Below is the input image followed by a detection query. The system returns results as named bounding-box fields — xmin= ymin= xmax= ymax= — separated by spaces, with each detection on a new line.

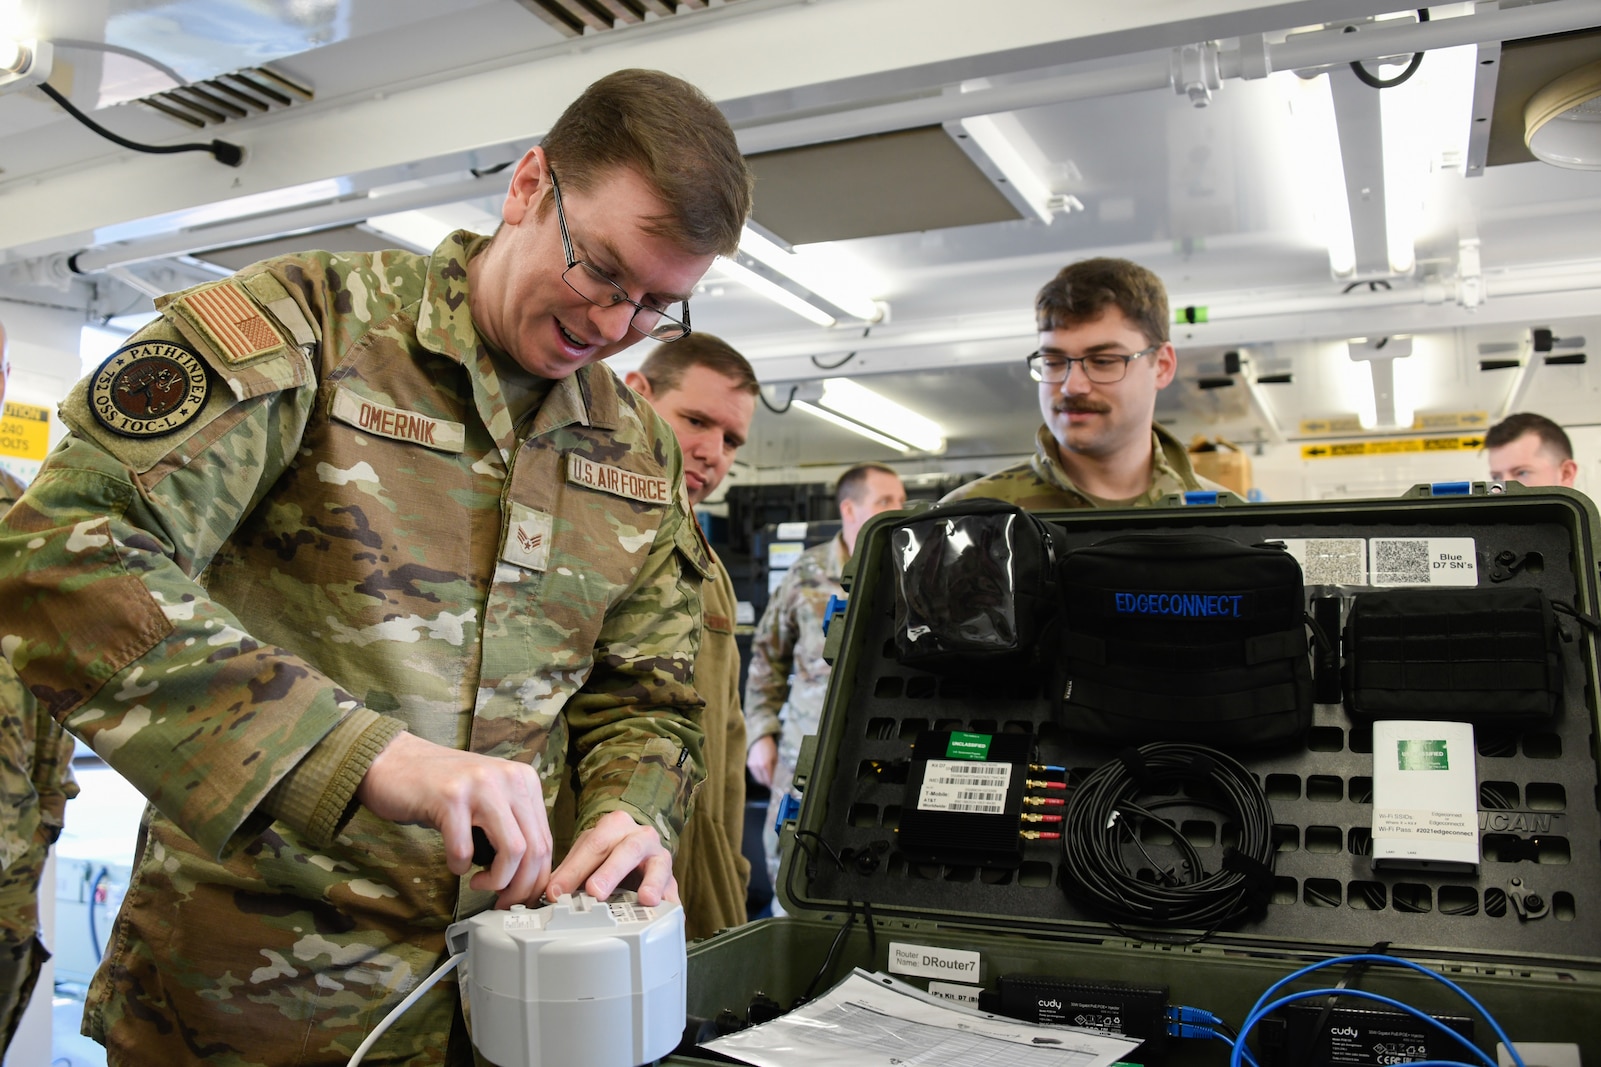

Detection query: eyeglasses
xmin=1026 ymin=343 xmax=1160 ymax=384
xmin=549 ymin=169 xmax=691 ymax=343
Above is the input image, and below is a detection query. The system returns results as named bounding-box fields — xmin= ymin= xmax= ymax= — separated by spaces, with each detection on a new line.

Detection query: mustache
xmin=1052 ymin=397 xmax=1111 ymax=415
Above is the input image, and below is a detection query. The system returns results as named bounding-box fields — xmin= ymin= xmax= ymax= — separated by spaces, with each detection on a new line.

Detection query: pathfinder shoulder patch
xmin=89 ymin=340 xmax=211 ymax=438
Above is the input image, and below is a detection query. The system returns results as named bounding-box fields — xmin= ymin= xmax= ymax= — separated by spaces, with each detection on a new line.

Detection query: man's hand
xmin=356 ymin=732 xmax=553 ymax=908
xmin=746 ymin=734 xmax=777 ymax=788
xmin=546 ymin=809 xmax=677 ymax=907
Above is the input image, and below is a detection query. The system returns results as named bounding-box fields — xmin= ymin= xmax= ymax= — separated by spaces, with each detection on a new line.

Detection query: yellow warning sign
xmin=0 ymin=401 xmax=51 ymax=461
xmin=1299 ymin=415 xmax=1364 ymax=436
xmin=1301 ymin=434 xmax=1486 ymax=460
xmin=1412 ymin=411 xmax=1489 ymax=431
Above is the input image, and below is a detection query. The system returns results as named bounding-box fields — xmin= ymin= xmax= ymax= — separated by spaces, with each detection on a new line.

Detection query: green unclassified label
xmin=946 ymin=731 xmax=992 ymax=760
xmin=1396 ymin=739 xmax=1449 ymax=770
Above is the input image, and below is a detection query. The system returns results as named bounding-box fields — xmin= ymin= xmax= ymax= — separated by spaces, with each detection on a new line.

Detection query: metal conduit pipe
xmin=735 ymin=0 xmax=1601 ymax=154
xmin=730 ymin=260 xmax=1601 ymax=364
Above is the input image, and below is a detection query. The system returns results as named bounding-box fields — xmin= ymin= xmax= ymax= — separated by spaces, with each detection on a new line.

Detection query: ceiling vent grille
xmin=511 ymin=0 xmax=745 ymax=37
xmin=136 ymin=66 xmax=313 ymax=129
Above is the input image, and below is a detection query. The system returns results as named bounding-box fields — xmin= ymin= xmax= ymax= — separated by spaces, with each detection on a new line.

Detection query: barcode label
xmin=917 ymin=760 xmax=1011 ymax=814
xmin=608 ymin=902 xmax=655 ymax=924
xmin=1370 ymin=537 xmax=1477 ymax=587
xmin=1277 ymin=538 xmax=1367 ymax=586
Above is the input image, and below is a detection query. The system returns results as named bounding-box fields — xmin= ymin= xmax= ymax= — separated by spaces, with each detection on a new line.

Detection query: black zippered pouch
xmin=1056 ymin=534 xmax=1312 ymax=747
xmin=890 ymin=500 xmax=1066 ymax=676
xmin=1343 ymin=586 xmax=1562 ymax=724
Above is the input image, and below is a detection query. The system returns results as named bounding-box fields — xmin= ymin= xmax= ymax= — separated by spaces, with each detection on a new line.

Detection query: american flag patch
xmin=184 ymin=282 xmax=285 ymax=364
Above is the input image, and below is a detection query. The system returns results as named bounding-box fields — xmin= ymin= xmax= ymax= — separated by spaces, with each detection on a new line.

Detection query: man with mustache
xmin=943 ymin=257 xmax=1218 ymax=509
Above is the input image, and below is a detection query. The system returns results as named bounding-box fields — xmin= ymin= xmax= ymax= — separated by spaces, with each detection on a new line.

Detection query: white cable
xmin=346 ymin=952 xmax=464 ymax=1067
xmin=51 ymin=37 xmax=189 ymax=86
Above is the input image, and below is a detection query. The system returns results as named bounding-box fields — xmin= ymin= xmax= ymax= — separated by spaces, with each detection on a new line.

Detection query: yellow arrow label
xmin=1299 ymin=415 xmax=1364 ymax=435
xmin=1413 ymin=411 xmax=1489 ymax=431
xmin=0 ymin=401 xmax=50 ymax=461
xmin=1301 ymin=434 xmax=1486 ymax=460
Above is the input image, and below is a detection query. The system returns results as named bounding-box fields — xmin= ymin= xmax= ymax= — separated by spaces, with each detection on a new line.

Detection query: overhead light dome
xmin=1525 ymin=58 xmax=1601 ymax=170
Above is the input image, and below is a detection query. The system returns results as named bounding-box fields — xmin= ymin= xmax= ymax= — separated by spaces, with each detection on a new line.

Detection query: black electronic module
xmin=897 ymin=731 xmax=1034 ymax=868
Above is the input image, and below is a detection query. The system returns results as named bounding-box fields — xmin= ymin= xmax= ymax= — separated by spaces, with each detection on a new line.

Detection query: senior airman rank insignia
xmin=89 ymin=340 xmax=210 ymax=438
xmin=502 ymin=502 xmax=554 ymax=571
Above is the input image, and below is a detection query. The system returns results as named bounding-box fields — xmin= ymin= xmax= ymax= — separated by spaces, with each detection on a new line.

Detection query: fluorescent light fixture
xmin=736 ymin=227 xmax=881 ymax=322
xmin=1379 ymin=44 xmax=1477 ymax=274
xmin=946 ymin=110 xmax=1057 ymax=224
xmin=793 ymin=400 xmax=911 ymax=453
xmin=712 ymin=257 xmax=837 ymax=327
xmin=364 ymin=203 xmax=503 ymax=252
xmin=1280 ymin=72 xmax=1356 ymax=277
xmin=1348 ymin=335 xmax=1414 ymax=429
xmin=818 ymin=377 xmax=945 ymax=453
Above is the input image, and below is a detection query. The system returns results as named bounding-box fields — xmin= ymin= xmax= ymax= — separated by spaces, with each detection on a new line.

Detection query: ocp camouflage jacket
xmin=0 ymin=230 xmax=708 ymax=1064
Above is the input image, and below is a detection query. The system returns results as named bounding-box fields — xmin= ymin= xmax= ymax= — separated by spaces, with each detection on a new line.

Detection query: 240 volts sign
xmin=0 ymin=400 xmax=51 ymax=460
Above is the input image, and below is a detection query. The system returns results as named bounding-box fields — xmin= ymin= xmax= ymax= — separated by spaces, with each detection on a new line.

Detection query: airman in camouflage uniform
xmin=942 ymin=423 xmax=1215 ymax=509
xmin=621 ymin=336 xmax=757 ymax=939
xmin=943 ymin=257 xmax=1222 ymax=510
xmin=0 ymin=69 xmax=752 ymax=1065
xmin=0 ymin=658 xmax=77 ymax=1053
xmin=1 ymin=321 xmax=80 ymax=1055
xmin=745 ymin=465 xmax=905 ymax=908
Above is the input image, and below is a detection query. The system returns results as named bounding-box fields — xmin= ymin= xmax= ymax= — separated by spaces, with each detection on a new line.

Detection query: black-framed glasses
xmin=1026 ymin=343 xmax=1159 ymax=384
xmin=548 ymin=169 xmax=691 ymax=343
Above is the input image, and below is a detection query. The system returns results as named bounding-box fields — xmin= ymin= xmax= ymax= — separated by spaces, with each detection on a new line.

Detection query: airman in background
xmin=943 ymin=257 xmax=1218 ymax=509
xmin=745 ymin=463 xmax=906 ymax=909
xmin=0 ymin=321 xmax=79 ymax=1056
xmin=1486 ymin=412 xmax=1579 ymax=488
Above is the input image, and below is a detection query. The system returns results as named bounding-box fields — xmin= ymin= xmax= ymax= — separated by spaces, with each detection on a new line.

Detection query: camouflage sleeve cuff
xmin=262 ymin=709 xmax=408 ymax=848
xmin=744 ymin=710 xmax=781 ymax=746
xmin=579 ymin=800 xmax=677 ymax=852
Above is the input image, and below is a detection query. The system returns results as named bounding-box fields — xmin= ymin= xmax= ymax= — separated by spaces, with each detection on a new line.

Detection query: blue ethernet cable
xmin=1168 ymin=1005 xmax=1260 ymax=1067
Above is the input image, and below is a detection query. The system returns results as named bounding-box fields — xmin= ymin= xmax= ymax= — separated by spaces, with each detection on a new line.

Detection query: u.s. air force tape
xmin=90 ymin=340 xmax=210 ymax=438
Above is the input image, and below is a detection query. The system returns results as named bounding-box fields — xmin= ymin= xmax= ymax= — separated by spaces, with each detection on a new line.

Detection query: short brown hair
xmin=541 ymin=69 xmax=753 ymax=257
xmin=1486 ymin=412 xmax=1573 ymax=459
xmin=836 ymin=463 xmax=898 ymax=507
xmin=637 ymin=333 xmax=759 ymax=397
xmin=1036 ymin=257 xmax=1170 ymax=347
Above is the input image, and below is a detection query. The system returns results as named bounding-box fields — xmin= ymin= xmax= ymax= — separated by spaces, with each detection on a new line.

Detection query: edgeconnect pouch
xmin=1342 ymin=586 xmax=1562 ymax=724
xmin=1057 ymin=533 xmax=1312 ymax=747
xmin=890 ymin=499 xmax=1066 ymax=675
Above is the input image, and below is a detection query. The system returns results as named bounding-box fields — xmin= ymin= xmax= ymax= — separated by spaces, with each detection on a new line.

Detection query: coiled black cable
xmin=1061 ymin=743 xmax=1274 ymax=930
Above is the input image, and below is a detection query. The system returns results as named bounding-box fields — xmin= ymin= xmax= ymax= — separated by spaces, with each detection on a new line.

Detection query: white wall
xmin=1 ymin=299 xmax=86 ymax=487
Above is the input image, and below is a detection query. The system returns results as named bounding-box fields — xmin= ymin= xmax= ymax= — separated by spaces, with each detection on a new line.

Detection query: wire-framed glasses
xmin=549 ymin=169 xmax=691 ymax=343
xmin=1026 ymin=343 xmax=1159 ymax=384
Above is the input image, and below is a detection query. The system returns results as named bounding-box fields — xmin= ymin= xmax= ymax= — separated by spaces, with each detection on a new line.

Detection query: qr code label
xmin=1277 ymin=538 xmax=1367 ymax=586
xmin=1370 ymin=537 xmax=1477 ymax=586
